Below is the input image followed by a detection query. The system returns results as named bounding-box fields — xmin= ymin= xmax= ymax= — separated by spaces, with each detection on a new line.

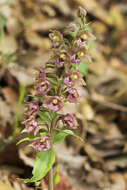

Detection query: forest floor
xmin=0 ymin=0 xmax=127 ymax=190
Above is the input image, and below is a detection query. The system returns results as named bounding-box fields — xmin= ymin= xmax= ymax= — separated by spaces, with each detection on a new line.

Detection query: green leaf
xmin=54 ymin=164 xmax=60 ymax=185
xmin=40 ymin=97 xmax=47 ymax=102
xmin=77 ymin=18 xmax=83 ymax=27
xmin=77 ymin=61 xmax=88 ymax=76
xmin=65 ymin=26 xmax=80 ymax=38
xmin=16 ymin=137 xmax=32 ymax=145
xmin=71 ymin=63 xmax=76 ymax=69
xmin=35 ymin=181 xmax=41 ymax=187
xmin=82 ymin=24 xmax=92 ymax=32
xmin=17 ymin=132 xmax=48 ymax=145
xmin=38 ymin=111 xmax=51 ymax=122
xmin=22 ymin=149 xmax=55 ymax=183
xmin=39 ymin=132 xmax=48 ymax=136
xmin=50 ymin=111 xmax=58 ymax=119
xmin=53 ymin=129 xmax=83 ymax=145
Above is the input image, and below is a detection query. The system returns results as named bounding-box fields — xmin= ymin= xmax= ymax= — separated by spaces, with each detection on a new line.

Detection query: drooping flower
xmin=55 ymin=58 xmax=64 ymax=67
xmin=35 ymin=67 xmax=46 ymax=82
xmin=71 ymin=54 xmax=80 ymax=64
xmin=49 ymin=31 xmax=63 ymax=48
xmin=71 ymin=47 xmax=85 ymax=64
xmin=24 ymin=116 xmax=40 ymax=136
xmin=56 ymin=53 xmax=67 ymax=67
xmin=36 ymin=80 xmax=51 ymax=97
xmin=62 ymin=114 xmax=76 ymax=128
xmin=77 ymin=31 xmax=95 ymax=46
xmin=43 ymin=96 xmax=62 ymax=111
xmin=77 ymin=39 xmax=86 ymax=47
xmin=27 ymin=101 xmax=39 ymax=116
xmin=65 ymin=88 xmax=79 ymax=103
xmin=53 ymin=51 xmax=69 ymax=67
xmin=33 ymin=136 xmax=51 ymax=151
xmin=64 ymin=71 xmax=81 ymax=87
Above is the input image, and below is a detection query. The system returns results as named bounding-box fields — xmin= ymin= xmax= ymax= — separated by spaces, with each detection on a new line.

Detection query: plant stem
xmin=48 ymin=119 xmax=55 ymax=190
xmin=48 ymin=167 xmax=54 ymax=190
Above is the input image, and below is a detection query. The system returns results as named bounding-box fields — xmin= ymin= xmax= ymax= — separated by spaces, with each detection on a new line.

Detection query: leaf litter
xmin=0 ymin=0 xmax=127 ymax=190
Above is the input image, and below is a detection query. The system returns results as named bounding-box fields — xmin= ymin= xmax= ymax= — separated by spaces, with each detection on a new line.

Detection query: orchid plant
xmin=18 ymin=7 xmax=95 ymax=190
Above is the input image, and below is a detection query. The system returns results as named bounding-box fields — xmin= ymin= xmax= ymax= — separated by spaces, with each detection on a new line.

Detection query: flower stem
xmin=48 ymin=165 xmax=54 ymax=190
xmin=48 ymin=119 xmax=54 ymax=190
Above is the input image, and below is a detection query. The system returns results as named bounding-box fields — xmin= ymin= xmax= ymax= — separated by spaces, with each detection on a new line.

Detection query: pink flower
xmin=36 ymin=67 xmax=46 ymax=82
xmin=36 ymin=80 xmax=51 ymax=97
xmin=27 ymin=101 xmax=39 ymax=116
xmin=24 ymin=116 xmax=40 ymax=136
xmin=77 ymin=39 xmax=86 ymax=47
xmin=64 ymin=71 xmax=81 ymax=87
xmin=71 ymin=54 xmax=80 ymax=64
xmin=52 ymin=42 xmax=60 ymax=48
xmin=55 ymin=58 xmax=63 ymax=67
xmin=62 ymin=114 xmax=76 ymax=128
xmin=65 ymin=88 xmax=79 ymax=103
xmin=49 ymin=31 xmax=63 ymax=48
xmin=55 ymin=53 xmax=68 ymax=67
xmin=43 ymin=96 xmax=62 ymax=112
xmin=33 ymin=136 xmax=51 ymax=151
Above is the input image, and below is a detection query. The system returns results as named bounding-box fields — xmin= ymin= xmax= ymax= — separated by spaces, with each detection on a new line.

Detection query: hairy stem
xmin=48 ymin=167 xmax=54 ymax=190
xmin=48 ymin=119 xmax=55 ymax=190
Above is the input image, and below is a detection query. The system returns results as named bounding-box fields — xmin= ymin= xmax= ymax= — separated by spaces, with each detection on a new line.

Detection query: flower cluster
xmin=22 ymin=7 xmax=95 ymax=152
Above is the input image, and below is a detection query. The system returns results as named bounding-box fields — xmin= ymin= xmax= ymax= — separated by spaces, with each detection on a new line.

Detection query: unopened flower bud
xmin=78 ymin=7 xmax=87 ymax=19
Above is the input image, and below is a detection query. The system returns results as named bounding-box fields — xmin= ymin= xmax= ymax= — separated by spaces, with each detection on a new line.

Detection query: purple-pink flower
xmin=62 ymin=114 xmax=76 ymax=128
xmin=49 ymin=31 xmax=63 ymax=48
xmin=43 ymin=96 xmax=62 ymax=111
xmin=55 ymin=53 xmax=67 ymax=67
xmin=77 ymin=39 xmax=86 ymax=47
xmin=36 ymin=67 xmax=46 ymax=82
xmin=64 ymin=71 xmax=81 ymax=87
xmin=27 ymin=101 xmax=39 ymax=116
xmin=24 ymin=116 xmax=40 ymax=136
xmin=55 ymin=58 xmax=63 ymax=67
xmin=65 ymin=88 xmax=79 ymax=103
xmin=71 ymin=54 xmax=80 ymax=64
xmin=36 ymin=80 xmax=51 ymax=97
xmin=33 ymin=136 xmax=51 ymax=151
